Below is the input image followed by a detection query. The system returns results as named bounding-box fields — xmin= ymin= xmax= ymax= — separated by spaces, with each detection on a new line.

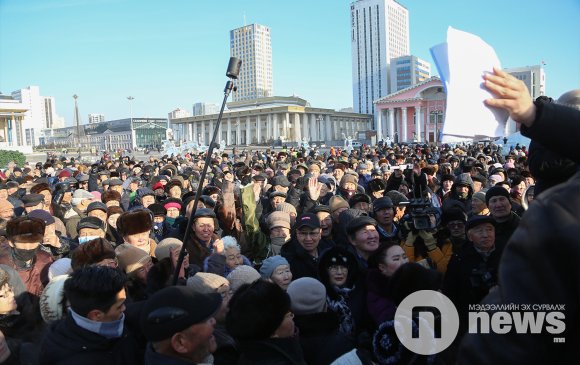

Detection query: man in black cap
xmin=372 ymin=196 xmax=400 ymax=242
xmin=346 ymin=216 xmax=380 ymax=269
xmin=443 ymin=215 xmax=501 ymax=335
xmin=86 ymin=201 xmax=108 ymax=224
xmin=22 ymin=193 xmax=46 ymax=214
xmin=281 ymin=213 xmax=330 ymax=280
xmin=486 ymin=186 xmax=520 ymax=253
xmin=184 ymin=208 xmax=223 ymax=271
xmin=140 ymin=286 xmax=222 ymax=364
xmin=77 ymin=216 xmax=107 ymax=245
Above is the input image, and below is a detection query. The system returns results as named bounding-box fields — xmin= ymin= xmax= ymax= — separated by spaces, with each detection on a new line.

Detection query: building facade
xmin=505 ymin=65 xmax=545 ymax=100
xmin=0 ymin=94 xmax=29 ymax=153
xmin=230 ymin=23 xmax=273 ymax=102
xmin=46 ymin=118 xmax=168 ymax=151
xmin=192 ymin=103 xmax=219 ymax=116
xmin=375 ymin=77 xmax=446 ymax=144
xmin=171 ymin=96 xmax=371 ymax=146
xmin=351 ymin=0 xmax=409 ymax=115
xmin=88 ymin=113 xmax=105 ymax=124
xmin=504 ymin=65 xmax=546 ymax=134
xmin=390 ymin=55 xmax=431 ymax=92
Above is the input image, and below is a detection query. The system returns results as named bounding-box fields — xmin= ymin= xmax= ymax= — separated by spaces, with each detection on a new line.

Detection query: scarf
xmin=70 ymin=308 xmax=125 ymax=339
xmin=327 ymin=286 xmax=356 ymax=337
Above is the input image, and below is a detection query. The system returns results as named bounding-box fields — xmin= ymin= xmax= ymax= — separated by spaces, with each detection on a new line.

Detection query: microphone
xmin=226 ymin=57 xmax=242 ymax=79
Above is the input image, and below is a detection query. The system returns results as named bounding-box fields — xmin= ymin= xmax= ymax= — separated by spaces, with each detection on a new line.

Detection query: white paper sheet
xmin=430 ymin=27 xmax=509 ymax=142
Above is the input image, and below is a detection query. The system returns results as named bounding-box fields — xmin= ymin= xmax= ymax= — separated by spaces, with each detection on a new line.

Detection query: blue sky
xmin=1 ymin=0 xmax=578 ymax=126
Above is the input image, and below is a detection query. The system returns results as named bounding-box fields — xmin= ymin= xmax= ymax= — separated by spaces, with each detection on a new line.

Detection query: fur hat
xmin=116 ymin=209 xmax=153 ymax=236
xmin=340 ymin=174 xmax=359 ymax=188
xmin=329 ymin=196 xmax=349 ymax=214
xmin=40 ymin=275 xmax=68 ymax=323
xmin=226 ymin=280 xmax=290 ymax=341
xmin=287 ymin=277 xmax=327 ymax=315
xmin=70 ymin=238 xmax=116 ymax=270
xmin=101 ymin=189 xmax=122 ymax=204
xmin=187 ymin=272 xmax=229 ymax=294
xmin=115 ymin=243 xmax=152 ymax=275
xmin=6 ymin=217 xmax=45 ymax=243
xmin=155 ymin=238 xmax=182 ymax=260
xmin=259 ymin=255 xmax=289 ymax=279
xmin=227 ymin=265 xmax=261 ymax=293
xmin=30 ymin=183 xmax=51 ymax=195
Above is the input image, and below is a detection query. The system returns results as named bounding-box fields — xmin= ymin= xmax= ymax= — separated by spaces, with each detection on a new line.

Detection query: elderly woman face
xmin=224 ymin=246 xmax=243 ymax=270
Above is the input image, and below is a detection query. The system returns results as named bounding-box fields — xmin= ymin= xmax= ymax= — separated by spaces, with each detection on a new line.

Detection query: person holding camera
xmin=443 ymin=215 xmax=501 ymax=334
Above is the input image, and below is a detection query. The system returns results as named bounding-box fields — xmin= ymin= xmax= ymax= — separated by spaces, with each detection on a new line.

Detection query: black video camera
xmin=401 ymin=169 xmax=438 ymax=231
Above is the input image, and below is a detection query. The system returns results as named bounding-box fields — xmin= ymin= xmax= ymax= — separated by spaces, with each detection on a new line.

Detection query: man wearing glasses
xmin=281 ymin=213 xmax=331 ymax=280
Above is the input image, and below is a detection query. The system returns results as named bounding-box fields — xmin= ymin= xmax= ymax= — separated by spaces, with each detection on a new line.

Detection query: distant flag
xmin=541 ymin=60 xmax=546 ymax=66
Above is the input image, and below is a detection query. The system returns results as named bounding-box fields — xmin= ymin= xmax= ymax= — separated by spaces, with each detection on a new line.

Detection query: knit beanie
xmin=275 ymin=202 xmax=297 ymax=216
xmin=48 ymin=258 xmax=72 ymax=281
xmin=268 ymin=211 xmax=291 ymax=230
xmin=259 ymin=255 xmax=289 ymax=279
xmin=40 ymin=275 xmax=68 ymax=323
xmin=485 ymin=186 xmax=511 ymax=206
xmin=115 ymin=243 xmax=152 ymax=275
xmin=287 ymin=277 xmax=327 ymax=315
xmin=227 ymin=265 xmax=261 ymax=293
xmin=329 ymin=196 xmax=350 ymax=214
xmin=154 ymin=238 xmax=183 ymax=260
xmin=472 ymin=191 xmax=487 ymax=204
xmin=187 ymin=272 xmax=229 ymax=294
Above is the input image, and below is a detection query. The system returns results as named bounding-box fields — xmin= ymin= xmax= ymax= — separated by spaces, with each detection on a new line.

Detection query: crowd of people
xmin=0 ymin=70 xmax=577 ymax=365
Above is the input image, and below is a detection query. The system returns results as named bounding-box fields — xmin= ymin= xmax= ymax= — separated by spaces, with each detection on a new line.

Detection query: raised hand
xmin=483 ymin=67 xmax=536 ymax=127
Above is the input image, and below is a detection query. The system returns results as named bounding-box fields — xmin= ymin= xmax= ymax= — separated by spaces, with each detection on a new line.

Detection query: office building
xmin=88 ymin=113 xmax=105 ymax=124
xmin=390 ymin=55 xmax=431 ymax=92
xmin=351 ymin=0 xmax=409 ymax=115
xmin=230 ymin=23 xmax=273 ymax=102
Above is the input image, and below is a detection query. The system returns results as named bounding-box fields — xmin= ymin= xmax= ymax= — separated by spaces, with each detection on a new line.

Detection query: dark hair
xmin=70 ymin=238 xmax=116 ymax=270
xmin=226 ymin=279 xmax=289 ymax=341
xmin=64 ymin=266 xmax=126 ymax=317
xmin=368 ymin=241 xmax=399 ymax=269
xmin=387 ymin=263 xmax=442 ymax=306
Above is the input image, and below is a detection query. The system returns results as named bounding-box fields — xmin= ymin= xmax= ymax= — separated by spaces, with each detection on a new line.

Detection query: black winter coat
xmin=39 ymin=315 xmax=143 ymax=365
xmin=293 ymin=312 xmax=354 ymax=365
xmin=236 ymin=337 xmax=307 ymax=365
xmin=281 ymin=239 xmax=331 ymax=280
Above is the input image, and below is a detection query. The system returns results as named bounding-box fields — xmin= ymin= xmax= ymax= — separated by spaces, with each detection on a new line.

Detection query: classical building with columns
xmin=170 ymin=96 xmax=372 ymax=146
xmin=0 ymin=94 xmax=31 ymax=153
xmin=374 ymin=77 xmax=446 ymax=144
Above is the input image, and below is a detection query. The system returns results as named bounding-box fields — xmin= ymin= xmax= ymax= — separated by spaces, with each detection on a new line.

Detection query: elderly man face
xmin=488 ymin=195 xmax=511 ymax=221
xmin=467 ymin=223 xmax=495 ymax=252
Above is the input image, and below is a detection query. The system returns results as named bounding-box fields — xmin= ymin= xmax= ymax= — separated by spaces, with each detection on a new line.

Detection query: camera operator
xmin=443 ymin=215 xmax=501 ymax=334
xmin=401 ymin=216 xmax=453 ymax=274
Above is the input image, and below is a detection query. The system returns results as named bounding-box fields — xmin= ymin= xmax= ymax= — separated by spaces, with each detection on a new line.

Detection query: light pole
xmin=73 ymin=94 xmax=81 ymax=159
xmin=127 ymin=96 xmax=135 ymax=121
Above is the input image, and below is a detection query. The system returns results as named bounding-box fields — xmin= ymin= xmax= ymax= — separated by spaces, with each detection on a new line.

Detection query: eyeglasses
xmin=329 ymin=265 xmax=348 ymax=273
xmin=297 ymin=230 xmax=320 ymax=238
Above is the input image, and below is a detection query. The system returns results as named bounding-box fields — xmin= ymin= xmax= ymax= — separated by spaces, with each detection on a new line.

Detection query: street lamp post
xmin=127 ymin=96 xmax=135 ymax=150
xmin=73 ymin=94 xmax=81 ymax=160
